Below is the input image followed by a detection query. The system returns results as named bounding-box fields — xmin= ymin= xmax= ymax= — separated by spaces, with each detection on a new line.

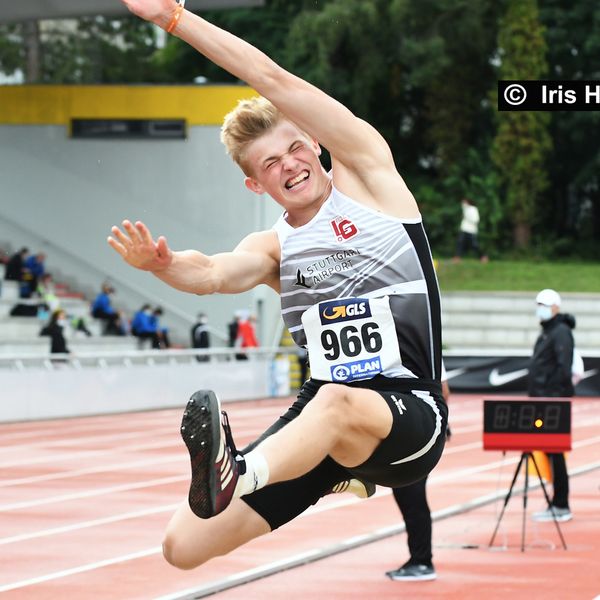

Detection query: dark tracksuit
xmin=392 ymin=477 xmax=433 ymax=567
xmin=528 ymin=313 xmax=575 ymax=510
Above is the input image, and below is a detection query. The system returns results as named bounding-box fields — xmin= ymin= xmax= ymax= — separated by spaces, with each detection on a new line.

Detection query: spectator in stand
xmin=228 ymin=312 xmax=240 ymax=348
xmin=37 ymin=273 xmax=61 ymax=312
xmin=131 ymin=303 xmax=160 ymax=348
xmin=237 ymin=312 xmax=259 ymax=358
xmin=23 ymin=252 xmax=46 ymax=296
xmin=5 ymin=247 xmax=29 ymax=281
xmin=191 ymin=313 xmax=210 ymax=362
xmin=40 ymin=308 xmax=70 ymax=356
xmin=228 ymin=311 xmax=245 ymax=360
xmin=91 ymin=283 xmax=124 ymax=335
xmin=151 ymin=307 xmax=171 ymax=349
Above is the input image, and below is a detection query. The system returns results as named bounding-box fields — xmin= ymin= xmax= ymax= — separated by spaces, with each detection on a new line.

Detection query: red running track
xmin=0 ymin=394 xmax=599 ymax=599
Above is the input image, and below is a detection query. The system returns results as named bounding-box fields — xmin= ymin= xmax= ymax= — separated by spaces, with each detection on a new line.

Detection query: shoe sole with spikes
xmin=180 ymin=390 xmax=223 ymax=519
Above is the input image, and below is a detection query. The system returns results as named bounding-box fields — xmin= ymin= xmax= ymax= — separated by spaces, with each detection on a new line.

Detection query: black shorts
xmin=241 ymin=376 xmax=448 ymax=530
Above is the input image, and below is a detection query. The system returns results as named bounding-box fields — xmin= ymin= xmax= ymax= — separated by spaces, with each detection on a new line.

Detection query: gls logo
xmin=319 ymin=298 xmax=371 ymax=325
xmin=331 ymin=216 xmax=359 ymax=242
xmin=322 ymin=303 xmax=367 ymax=320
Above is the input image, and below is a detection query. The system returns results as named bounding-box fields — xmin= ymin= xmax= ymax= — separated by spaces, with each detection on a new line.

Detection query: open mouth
xmin=285 ymin=171 xmax=310 ymax=190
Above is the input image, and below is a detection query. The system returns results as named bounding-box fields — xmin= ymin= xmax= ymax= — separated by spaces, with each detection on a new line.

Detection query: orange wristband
xmin=166 ymin=1 xmax=185 ymax=34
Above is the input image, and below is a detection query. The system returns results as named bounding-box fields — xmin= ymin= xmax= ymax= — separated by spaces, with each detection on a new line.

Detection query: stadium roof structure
xmin=0 ymin=0 xmax=264 ymax=24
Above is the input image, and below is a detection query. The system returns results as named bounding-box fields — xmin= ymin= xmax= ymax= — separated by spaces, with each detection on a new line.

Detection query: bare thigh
xmin=320 ymin=384 xmax=393 ymax=468
xmin=163 ymin=498 xmax=271 ymax=570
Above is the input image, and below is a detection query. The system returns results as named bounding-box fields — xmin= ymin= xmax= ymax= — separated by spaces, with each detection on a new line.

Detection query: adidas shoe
xmin=330 ymin=478 xmax=376 ymax=499
xmin=181 ymin=390 xmax=245 ymax=519
xmin=386 ymin=562 xmax=437 ymax=581
xmin=531 ymin=506 xmax=573 ymax=522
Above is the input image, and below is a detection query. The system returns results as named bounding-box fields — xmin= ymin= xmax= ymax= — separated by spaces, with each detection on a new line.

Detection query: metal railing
xmin=0 ymin=345 xmax=300 ymax=371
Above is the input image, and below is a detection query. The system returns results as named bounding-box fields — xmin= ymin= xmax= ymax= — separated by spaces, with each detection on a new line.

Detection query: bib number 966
xmin=320 ymin=323 xmax=383 ymax=361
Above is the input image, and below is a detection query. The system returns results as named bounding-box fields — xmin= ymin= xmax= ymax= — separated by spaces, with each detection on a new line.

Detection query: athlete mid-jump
xmin=109 ymin=0 xmax=448 ymax=570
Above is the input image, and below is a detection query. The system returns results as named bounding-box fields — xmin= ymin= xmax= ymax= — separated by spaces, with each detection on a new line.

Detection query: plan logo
xmin=319 ymin=298 xmax=371 ymax=325
xmin=331 ymin=216 xmax=359 ymax=242
xmin=331 ymin=358 xmax=382 ymax=382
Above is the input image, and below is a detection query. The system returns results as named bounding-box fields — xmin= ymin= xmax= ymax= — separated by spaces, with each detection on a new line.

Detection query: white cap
xmin=536 ymin=288 xmax=561 ymax=307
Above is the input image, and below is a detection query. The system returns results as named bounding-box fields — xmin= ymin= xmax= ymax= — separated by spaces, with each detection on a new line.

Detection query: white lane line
xmin=0 ymin=475 xmax=187 ymax=512
xmin=0 ymin=443 xmax=530 ymax=547
xmin=442 ymin=441 xmax=482 ymax=454
xmin=0 ymin=418 xmax=174 ymax=443
xmin=153 ymin=458 xmax=600 ymax=600
xmin=0 ymin=454 xmax=183 ymax=487
xmin=0 ymin=439 xmax=180 ymax=469
xmin=0 ymin=504 xmax=179 ymax=546
xmin=0 ymin=404 xmax=285 ymax=449
xmin=0 ymin=546 xmax=162 ymax=593
xmin=0 ymin=455 xmax=598 ymax=593
xmin=1 ymin=428 xmax=174 ymax=451
xmin=0 ymin=423 xmax=271 ymax=469
xmin=2 ymin=429 xmax=599 ymax=515
xmin=572 ymin=434 xmax=600 ymax=448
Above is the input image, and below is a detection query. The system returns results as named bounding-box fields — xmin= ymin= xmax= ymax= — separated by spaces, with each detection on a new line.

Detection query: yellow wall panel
xmin=0 ymin=85 xmax=258 ymax=125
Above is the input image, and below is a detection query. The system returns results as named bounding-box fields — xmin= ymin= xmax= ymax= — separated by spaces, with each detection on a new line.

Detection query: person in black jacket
xmin=4 ymin=247 xmax=29 ymax=281
xmin=40 ymin=309 xmax=70 ymax=356
xmin=528 ymin=288 xmax=574 ymax=523
xmin=191 ymin=313 xmax=210 ymax=362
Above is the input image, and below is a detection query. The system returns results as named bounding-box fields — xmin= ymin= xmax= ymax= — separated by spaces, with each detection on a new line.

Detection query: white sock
xmin=233 ymin=450 xmax=270 ymax=498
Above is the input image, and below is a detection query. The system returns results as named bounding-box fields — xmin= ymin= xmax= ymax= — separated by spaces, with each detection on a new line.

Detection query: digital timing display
xmin=483 ymin=398 xmax=571 ymax=452
xmin=484 ymin=400 xmax=570 ymax=433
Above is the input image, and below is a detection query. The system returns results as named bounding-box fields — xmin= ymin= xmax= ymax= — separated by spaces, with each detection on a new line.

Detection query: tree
xmin=491 ymin=0 xmax=552 ymax=249
xmin=0 ymin=17 xmax=162 ymax=84
xmin=0 ymin=24 xmax=25 ymax=80
xmin=539 ymin=0 xmax=600 ymax=257
xmin=389 ymin=0 xmax=501 ymax=172
xmin=155 ymin=0 xmax=324 ymax=83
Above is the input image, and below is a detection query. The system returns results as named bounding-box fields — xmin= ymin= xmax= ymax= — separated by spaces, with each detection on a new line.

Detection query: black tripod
xmin=489 ymin=452 xmax=567 ymax=551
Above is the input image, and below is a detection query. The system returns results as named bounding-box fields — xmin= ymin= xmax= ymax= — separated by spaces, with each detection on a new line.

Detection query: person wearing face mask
xmin=40 ymin=309 xmax=70 ymax=356
xmin=528 ymin=288 xmax=575 ymax=523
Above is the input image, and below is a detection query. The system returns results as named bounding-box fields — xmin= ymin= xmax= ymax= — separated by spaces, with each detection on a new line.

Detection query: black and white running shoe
xmin=180 ymin=390 xmax=245 ymax=519
xmin=330 ymin=479 xmax=376 ymax=499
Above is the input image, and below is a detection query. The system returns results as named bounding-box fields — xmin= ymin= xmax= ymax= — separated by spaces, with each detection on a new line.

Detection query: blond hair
xmin=220 ymin=97 xmax=284 ymax=175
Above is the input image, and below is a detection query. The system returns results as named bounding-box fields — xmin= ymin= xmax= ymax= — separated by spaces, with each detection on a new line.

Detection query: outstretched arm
xmin=120 ymin=0 xmax=417 ymax=217
xmin=122 ymin=1 xmax=386 ymax=168
xmin=108 ymin=220 xmax=280 ymax=295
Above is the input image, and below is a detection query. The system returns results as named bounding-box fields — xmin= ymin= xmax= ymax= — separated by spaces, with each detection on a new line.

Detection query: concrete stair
xmin=0 ymin=279 xmax=138 ymax=356
xmin=0 ymin=337 xmax=140 ymax=356
xmin=442 ymin=291 xmax=600 ymax=352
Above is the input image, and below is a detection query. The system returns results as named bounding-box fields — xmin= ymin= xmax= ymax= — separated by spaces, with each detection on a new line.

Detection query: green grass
xmin=434 ymin=259 xmax=600 ymax=293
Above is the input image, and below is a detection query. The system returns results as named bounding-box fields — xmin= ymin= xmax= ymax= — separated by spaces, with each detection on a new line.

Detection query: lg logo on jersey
xmin=331 ymin=216 xmax=359 ymax=242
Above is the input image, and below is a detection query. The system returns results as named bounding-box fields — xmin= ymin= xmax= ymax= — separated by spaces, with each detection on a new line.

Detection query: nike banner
xmin=444 ymin=355 xmax=600 ymax=396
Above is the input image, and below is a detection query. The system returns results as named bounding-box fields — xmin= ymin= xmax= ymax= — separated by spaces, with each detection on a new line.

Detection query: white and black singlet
xmin=273 ymin=184 xmax=442 ymax=384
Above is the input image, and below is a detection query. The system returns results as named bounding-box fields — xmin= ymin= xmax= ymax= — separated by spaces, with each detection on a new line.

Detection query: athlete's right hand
xmin=120 ymin=0 xmax=177 ymax=25
xmin=108 ymin=220 xmax=173 ymax=272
